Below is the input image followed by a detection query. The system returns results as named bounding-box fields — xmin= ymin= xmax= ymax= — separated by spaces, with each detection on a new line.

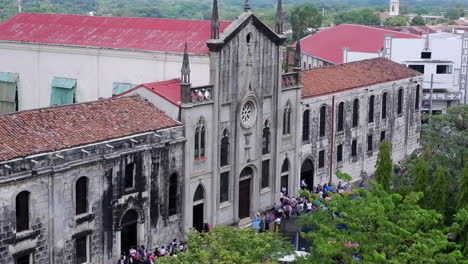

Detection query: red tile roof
xmin=115 ymin=78 xmax=181 ymax=106
xmin=300 ymin=24 xmax=421 ymax=64
xmin=301 ymin=58 xmax=422 ymax=99
xmin=0 ymin=12 xmax=231 ymax=54
xmin=0 ymin=96 xmax=180 ymax=162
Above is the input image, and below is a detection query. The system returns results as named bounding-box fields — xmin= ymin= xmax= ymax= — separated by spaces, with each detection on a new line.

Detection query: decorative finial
xmin=181 ymin=42 xmax=191 ymax=84
xmin=211 ymin=0 xmax=220 ymax=39
xmin=275 ymin=0 xmax=283 ymax=34
xmin=244 ymin=0 xmax=251 ymax=12
xmin=295 ymin=40 xmax=302 ymax=69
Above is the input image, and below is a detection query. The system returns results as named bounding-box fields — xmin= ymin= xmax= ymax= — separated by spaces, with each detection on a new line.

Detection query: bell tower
xmin=389 ymin=0 xmax=400 ymax=16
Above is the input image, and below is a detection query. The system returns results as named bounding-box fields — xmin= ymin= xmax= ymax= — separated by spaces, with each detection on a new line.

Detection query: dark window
xmin=76 ymin=236 xmax=88 ymax=264
xmin=261 ymin=160 xmax=270 ymax=189
xmin=352 ymin=99 xmax=359 ymax=128
xmin=194 ymin=118 xmax=206 ymax=159
xmin=337 ymin=144 xmax=343 ymax=162
xmin=380 ymin=131 xmax=386 ymax=142
xmin=303 ymin=62 xmax=306 ymax=69
xmin=408 ymin=64 xmax=425 ymax=73
xmin=246 ymin=33 xmax=251 ymax=43
xmin=302 ymin=110 xmax=310 ymax=141
xmin=436 ymin=65 xmax=452 ymax=74
xmin=308 ymin=64 xmax=311 ymax=69
xmin=319 ymin=106 xmax=326 ymax=137
xmin=220 ymin=129 xmax=229 ymax=167
xmin=382 ymin=92 xmax=387 ymax=119
xmin=281 ymin=159 xmax=289 ymax=173
xmin=318 ymin=150 xmax=325 ymax=168
xmin=415 ymin=85 xmax=420 ymax=110
xmin=124 ymin=162 xmax=134 ymax=189
xmin=262 ymin=120 xmax=270 ymax=155
xmin=194 ymin=185 xmax=205 ymax=202
xmin=220 ymin=172 xmax=229 ymax=203
xmin=168 ymin=174 xmax=178 ymax=216
xmin=421 ymin=52 xmax=431 ymax=59
xmin=351 ymin=140 xmax=357 ymax=157
xmin=241 ymin=167 xmax=253 ymax=178
xmin=76 ymin=177 xmax=88 ymax=215
xmin=337 ymin=102 xmax=344 ymax=131
xmin=15 ymin=255 xmax=30 ymax=264
xmin=368 ymin=95 xmax=375 ymax=123
xmin=397 ymin=89 xmax=403 ymax=114
xmin=367 ymin=135 xmax=373 ymax=152
xmin=16 ymin=191 xmax=29 ymax=232
xmin=283 ymin=103 xmax=292 ymax=135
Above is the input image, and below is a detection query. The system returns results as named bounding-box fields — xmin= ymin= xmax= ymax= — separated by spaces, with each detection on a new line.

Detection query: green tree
xmin=288 ymin=5 xmax=322 ymax=40
xmin=384 ymin=16 xmax=409 ymax=26
xmin=375 ymin=141 xmax=393 ymax=192
xmin=158 ymin=225 xmax=292 ymax=264
xmin=453 ymin=208 xmax=468 ymax=258
xmin=334 ymin=8 xmax=381 ymax=25
xmin=414 ymin=156 xmax=429 ymax=195
xmin=428 ymin=166 xmax=448 ymax=215
xmin=446 ymin=8 xmax=464 ymax=20
xmin=411 ymin=15 xmax=426 ymax=26
xmin=458 ymin=163 xmax=468 ymax=210
xmin=297 ymin=183 xmax=468 ymax=264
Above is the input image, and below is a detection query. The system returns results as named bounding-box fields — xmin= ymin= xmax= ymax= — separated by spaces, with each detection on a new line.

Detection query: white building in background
xmin=389 ymin=0 xmax=400 ymax=17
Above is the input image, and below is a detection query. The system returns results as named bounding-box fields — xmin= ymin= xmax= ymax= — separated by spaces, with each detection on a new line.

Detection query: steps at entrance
xmin=238 ymin=217 xmax=252 ymax=228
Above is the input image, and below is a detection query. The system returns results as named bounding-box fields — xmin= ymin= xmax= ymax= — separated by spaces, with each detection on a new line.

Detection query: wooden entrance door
xmin=301 ymin=159 xmax=314 ymax=189
xmin=238 ymin=178 xmax=251 ymax=219
xmin=121 ymin=210 xmax=138 ymax=255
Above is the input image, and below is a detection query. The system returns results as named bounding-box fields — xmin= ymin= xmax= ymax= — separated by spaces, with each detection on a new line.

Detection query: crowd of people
xmin=117 ymin=239 xmax=187 ymax=264
xmin=252 ymin=181 xmax=363 ymax=233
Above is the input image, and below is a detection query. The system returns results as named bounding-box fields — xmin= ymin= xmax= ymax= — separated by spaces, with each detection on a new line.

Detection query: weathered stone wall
xmin=0 ymin=127 xmax=185 ymax=264
xmin=300 ymin=77 xmax=422 ymax=186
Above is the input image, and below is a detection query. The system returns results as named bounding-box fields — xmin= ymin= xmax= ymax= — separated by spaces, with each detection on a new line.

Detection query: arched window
xmin=262 ymin=120 xmax=271 ymax=155
xmin=16 ymin=191 xmax=30 ymax=232
xmin=194 ymin=185 xmax=205 ymax=202
xmin=382 ymin=92 xmax=388 ymax=119
xmin=220 ymin=129 xmax=229 ymax=167
xmin=240 ymin=167 xmax=254 ymax=178
xmin=415 ymin=85 xmax=420 ymax=110
xmin=283 ymin=102 xmax=292 ymax=135
xmin=168 ymin=174 xmax=178 ymax=216
xmin=368 ymin=95 xmax=375 ymax=123
xmin=397 ymin=88 xmax=403 ymax=114
xmin=352 ymin=99 xmax=359 ymax=128
xmin=194 ymin=117 xmax=206 ymax=159
xmin=76 ymin=177 xmax=88 ymax=215
xmin=124 ymin=162 xmax=135 ymax=189
xmin=281 ymin=159 xmax=289 ymax=173
xmin=303 ymin=109 xmax=310 ymax=141
xmin=319 ymin=105 xmax=326 ymax=137
xmin=280 ymin=159 xmax=289 ymax=193
xmin=337 ymin=102 xmax=344 ymax=131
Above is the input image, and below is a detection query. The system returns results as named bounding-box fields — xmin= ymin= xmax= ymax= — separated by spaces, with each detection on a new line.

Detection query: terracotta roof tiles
xmin=301 ymin=58 xmax=422 ymax=99
xmin=0 ymin=96 xmax=180 ymax=162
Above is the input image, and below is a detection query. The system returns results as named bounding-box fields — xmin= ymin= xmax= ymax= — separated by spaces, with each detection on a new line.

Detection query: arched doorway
xmin=238 ymin=167 xmax=252 ymax=219
xmin=193 ymin=185 xmax=205 ymax=232
xmin=301 ymin=159 xmax=314 ymax=190
xmin=121 ymin=209 xmax=139 ymax=255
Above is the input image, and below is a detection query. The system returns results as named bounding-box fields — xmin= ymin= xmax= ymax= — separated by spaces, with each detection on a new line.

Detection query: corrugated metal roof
xmin=0 ymin=13 xmax=231 ymax=54
xmin=0 ymin=72 xmax=19 ymax=83
xmin=300 ymin=24 xmax=421 ymax=64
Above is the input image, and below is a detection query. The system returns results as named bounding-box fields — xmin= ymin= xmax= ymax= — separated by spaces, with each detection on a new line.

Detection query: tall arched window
xmin=382 ymin=92 xmax=388 ymax=119
xmin=337 ymin=102 xmax=344 ymax=131
xmin=168 ymin=174 xmax=178 ymax=216
xmin=319 ymin=105 xmax=326 ymax=137
xmin=262 ymin=120 xmax=271 ymax=155
xmin=397 ymin=88 xmax=404 ymax=114
xmin=76 ymin=177 xmax=88 ymax=215
xmin=16 ymin=191 xmax=30 ymax=232
xmin=303 ymin=109 xmax=310 ymax=141
xmin=415 ymin=85 xmax=420 ymax=110
xmin=220 ymin=129 xmax=229 ymax=167
xmin=124 ymin=162 xmax=135 ymax=189
xmin=352 ymin=99 xmax=359 ymax=128
xmin=283 ymin=102 xmax=292 ymax=135
xmin=194 ymin=117 xmax=206 ymax=159
xmin=280 ymin=159 xmax=289 ymax=193
xmin=368 ymin=95 xmax=375 ymax=123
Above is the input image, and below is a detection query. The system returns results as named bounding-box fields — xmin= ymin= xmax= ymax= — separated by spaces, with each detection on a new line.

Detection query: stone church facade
xmin=0 ymin=1 xmax=421 ymax=264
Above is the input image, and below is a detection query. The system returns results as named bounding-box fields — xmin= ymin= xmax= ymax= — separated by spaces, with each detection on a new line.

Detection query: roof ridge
xmin=342 ymin=23 xmax=421 ymax=37
xmin=301 ymin=57 xmax=388 ymax=73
